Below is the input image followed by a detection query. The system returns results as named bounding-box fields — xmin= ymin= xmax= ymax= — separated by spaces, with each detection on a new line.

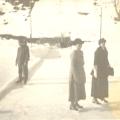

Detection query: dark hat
xmin=98 ymin=38 xmax=106 ymax=45
xmin=19 ymin=39 xmax=27 ymax=45
xmin=73 ymin=38 xmax=84 ymax=45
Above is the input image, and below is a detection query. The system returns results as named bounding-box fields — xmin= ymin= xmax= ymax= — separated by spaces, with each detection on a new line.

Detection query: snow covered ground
xmin=0 ymin=40 xmax=18 ymax=87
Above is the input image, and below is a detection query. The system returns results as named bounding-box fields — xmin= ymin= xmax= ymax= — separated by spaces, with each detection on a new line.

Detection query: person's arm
xmin=94 ymin=65 xmax=97 ymax=78
xmin=94 ymin=49 xmax=98 ymax=78
xmin=15 ymin=48 xmax=19 ymax=66
xmin=71 ymin=51 xmax=79 ymax=82
xmin=27 ymin=46 xmax=30 ymax=61
xmin=106 ymin=49 xmax=110 ymax=67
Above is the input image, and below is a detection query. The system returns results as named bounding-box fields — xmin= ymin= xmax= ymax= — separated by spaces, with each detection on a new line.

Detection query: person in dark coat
xmin=69 ymin=38 xmax=86 ymax=110
xmin=16 ymin=38 xmax=30 ymax=84
xmin=91 ymin=38 xmax=110 ymax=104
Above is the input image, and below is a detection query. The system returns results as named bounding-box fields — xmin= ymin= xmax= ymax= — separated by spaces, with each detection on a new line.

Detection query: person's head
xmin=73 ymin=38 xmax=84 ymax=50
xmin=18 ymin=37 xmax=27 ymax=46
xmin=98 ymin=38 xmax=106 ymax=48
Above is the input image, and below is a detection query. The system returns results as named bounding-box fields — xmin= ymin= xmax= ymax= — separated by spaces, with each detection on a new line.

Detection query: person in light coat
xmin=69 ymin=38 xmax=86 ymax=111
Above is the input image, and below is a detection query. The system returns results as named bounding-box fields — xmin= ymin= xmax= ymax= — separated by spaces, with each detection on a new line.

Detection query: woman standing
xmin=91 ymin=38 xmax=110 ymax=104
xmin=69 ymin=38 xmax=86 ymax=111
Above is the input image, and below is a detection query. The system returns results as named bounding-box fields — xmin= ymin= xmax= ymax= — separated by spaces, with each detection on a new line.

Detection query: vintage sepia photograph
xmin=0 ymin=0 xmax=120 ymax=119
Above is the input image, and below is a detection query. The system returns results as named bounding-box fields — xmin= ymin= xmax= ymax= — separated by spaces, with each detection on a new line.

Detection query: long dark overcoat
xmin=91 ymin=46 xmax=109 ymax=99
xmin=69 ymin=49 xmax=86 ymax=102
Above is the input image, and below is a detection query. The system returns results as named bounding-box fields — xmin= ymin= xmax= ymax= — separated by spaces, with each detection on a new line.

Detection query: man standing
xmin=16 ymin=38 xmax=30 ymax=84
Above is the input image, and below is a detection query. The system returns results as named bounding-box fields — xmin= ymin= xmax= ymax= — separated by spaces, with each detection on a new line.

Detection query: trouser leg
xmin=18 ymin=65 xmax=23 ymax=81
xmin=23 ymin=63 xmax=28 ymax=83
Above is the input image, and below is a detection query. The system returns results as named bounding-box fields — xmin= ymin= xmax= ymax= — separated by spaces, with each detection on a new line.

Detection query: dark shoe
xmin=70 ymin=104 xmax=78 ymax=111
xmin=100 ymin=98 xmax=108 ymax=103
xmin=16 ymin=79 xmax=22 ymax=83
xmin=24 ymin=79 xmax=27 ymax=84
xmin=75 ymin=103 xmax=83 ymax=109
xmin=103 ymin=99 xmax=108 ymax=103
xmin=92 ymin=98 xmax=101 ymax=104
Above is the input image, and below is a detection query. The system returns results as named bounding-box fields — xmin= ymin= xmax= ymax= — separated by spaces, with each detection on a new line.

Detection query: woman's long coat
xmin=91 ymin=46 xmax=109 ymax=99
xmin=69 ymin=50 xmax=86 ymax=102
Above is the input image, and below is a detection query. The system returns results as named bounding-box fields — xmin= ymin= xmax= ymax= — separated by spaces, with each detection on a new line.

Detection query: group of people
xmin=69 ymin=38 xmax=113 ymax=111
xmin=15 ymin=37 xmax=113 ymax=111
